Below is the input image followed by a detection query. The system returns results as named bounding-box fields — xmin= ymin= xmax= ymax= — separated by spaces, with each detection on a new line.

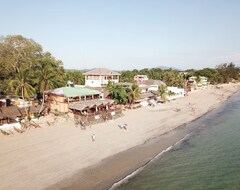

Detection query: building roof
xmin=45 ymin=87 xmax=101 ymax=98
xmin=139 ymin=79 xmax=165 ymax=86
xmin=0 ymin=105 xmax=42 ymax=119
xmin=0 ymin=106 xmax=21 ymax=118
xmin=84 ymin=68 xmax=120 ymax=76
xmin=18 ymin=105 xmax=42 ymax=115
xmin=138 ymin=91 xmax=156 ymax=100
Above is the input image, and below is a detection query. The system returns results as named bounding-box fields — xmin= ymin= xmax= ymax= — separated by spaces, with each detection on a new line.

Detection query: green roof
xmin=46 ymin=87 xmax=101 ymax=98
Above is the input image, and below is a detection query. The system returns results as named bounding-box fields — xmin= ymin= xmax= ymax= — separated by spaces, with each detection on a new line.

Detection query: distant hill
xmin=155 ymin=66 xmax=181 ymax=71
xmin=65 ymin=69 xmax=91 ymax=72
xmin=65 ymin=68 xmax=122 ymax=73
xmin=65 ymin=66 xmax=181 ymax=72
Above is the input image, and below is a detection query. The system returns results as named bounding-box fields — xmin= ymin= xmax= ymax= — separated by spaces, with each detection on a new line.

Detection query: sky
xmin=1 ymin=0 xmax=240 ymax=71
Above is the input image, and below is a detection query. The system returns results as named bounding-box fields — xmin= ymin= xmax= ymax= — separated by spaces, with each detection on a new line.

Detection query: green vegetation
xmin=0 ymin=35 xmax=65 ymax=99
xmin=158 ymin=84 xmax=168 ymax=103
xmin=127 ymin=83 xmax=141 ymax=106
xmin=107 ymin=82 xmax=141 ymax=105
xmin=107 ymin=82 xmax=128 ymax=104
xmin=0 ymin=34 xmax=239 ymax=100
xmin=0 ymin=35 xmax=84 ymax=99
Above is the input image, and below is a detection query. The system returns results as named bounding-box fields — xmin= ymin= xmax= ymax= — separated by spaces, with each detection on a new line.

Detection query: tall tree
xmin=9 ymin=67 xmax=35 ymax=99
xmin=64 ymin=70 xmax=84 ymax=85
xmin=0 ymin=35 xmax=42 ymax=74
xmin=34 ymin=52 xmax=63 ymax=93
xmin=108 ymin=84 xmax=128 ymax=104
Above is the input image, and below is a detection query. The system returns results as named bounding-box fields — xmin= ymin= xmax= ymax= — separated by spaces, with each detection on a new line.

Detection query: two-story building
xmin=84 ymin=68 xmax=120 ymax=87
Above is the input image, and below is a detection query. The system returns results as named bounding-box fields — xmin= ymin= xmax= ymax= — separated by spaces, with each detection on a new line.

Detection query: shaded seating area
xmin=0 ymin=106 xmax=22 ymax=125
xmin=68 ymin=99 xmax=123 ymax=127
xmin=0 ymin=105 xmax=45 ymax=135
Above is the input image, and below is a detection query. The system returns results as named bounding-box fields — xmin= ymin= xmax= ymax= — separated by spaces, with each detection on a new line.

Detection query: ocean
xmin=113 ymin=91 xmax=240 ymax=190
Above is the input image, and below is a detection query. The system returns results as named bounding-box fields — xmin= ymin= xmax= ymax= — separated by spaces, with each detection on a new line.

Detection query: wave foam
xmin=109 ymin=133 xmax=191 ymax=190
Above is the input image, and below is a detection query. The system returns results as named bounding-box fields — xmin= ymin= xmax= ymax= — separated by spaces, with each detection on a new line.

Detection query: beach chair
xmin=0 ymin=129 xmax=11 ymax=135
xmin=14 ymin=127 xmax=24 ymax=133
xmin=30 ymin=121 xmax=41 ymax=128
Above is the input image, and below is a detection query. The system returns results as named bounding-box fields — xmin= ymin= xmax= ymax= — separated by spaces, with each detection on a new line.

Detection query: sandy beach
xmin=0 ymin=84 xmax=239 ymax=190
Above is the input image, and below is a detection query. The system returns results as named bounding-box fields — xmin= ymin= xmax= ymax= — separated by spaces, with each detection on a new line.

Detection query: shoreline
xmin=0 ymin=84 xmax=239 ymax=190
xmin=48 ymin=126 xmax=193 ymax=190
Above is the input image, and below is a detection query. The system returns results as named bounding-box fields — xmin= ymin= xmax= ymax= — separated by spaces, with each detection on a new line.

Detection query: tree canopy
xmin=119 ymin=65 xmax=240 ymax=86
xmin=0 ymin=35 xmax=64 ymax=98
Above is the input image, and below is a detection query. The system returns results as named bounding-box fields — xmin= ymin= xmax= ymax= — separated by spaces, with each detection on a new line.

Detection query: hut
xmin=0 ymin=106 xmax=21 ymax=125
xmin=0 ymin=105 xmax=43 ymax=131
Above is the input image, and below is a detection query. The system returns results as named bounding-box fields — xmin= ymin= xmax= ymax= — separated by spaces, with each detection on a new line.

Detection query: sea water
xmin=114 ymin=91 xmax=240 ymax=190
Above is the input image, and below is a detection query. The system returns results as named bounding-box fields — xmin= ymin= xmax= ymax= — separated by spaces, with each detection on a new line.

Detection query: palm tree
xmin=10 ymin=67 xmax=35 ymax=100
xmin=65 ymin=71 xmax=84 ymax=85
xmin=158 ymin=84 xmax=168 ymax=103
xmin=10 ymin=67 xmax=35 ymax=122
xmin=127 ymin=84 xmax=141 ymax=107
xmin=37 ymin=61 xmax=59 ymax=114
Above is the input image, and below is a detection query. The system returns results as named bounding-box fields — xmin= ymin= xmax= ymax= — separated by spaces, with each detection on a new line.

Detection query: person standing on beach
xmin=91 ymin=134 xmax=96 ymax=142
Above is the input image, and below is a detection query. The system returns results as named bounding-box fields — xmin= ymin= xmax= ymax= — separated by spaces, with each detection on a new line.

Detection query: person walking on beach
xmin=91 ymin=134 xmax=96 ymax=142
xmin=191 ymin=107 xmax=196 ymax=115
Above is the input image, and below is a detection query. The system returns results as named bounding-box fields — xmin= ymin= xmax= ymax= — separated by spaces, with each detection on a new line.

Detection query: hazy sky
xmin=1 ymin=0 xmax=240 ymax=70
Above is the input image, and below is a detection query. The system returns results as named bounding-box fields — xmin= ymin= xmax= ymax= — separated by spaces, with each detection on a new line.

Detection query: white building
xmin=134 ymin=75 xmax=148 ymax=83
xmin=167 ymin=86 xmax=185 ymax=100
xmin=138 ymin=79 xmax=165 ymax=92
xmin=84 ymin=68 xmax=120 ymax=87
xmin=188 ymin=76 xmax=209 ymax=89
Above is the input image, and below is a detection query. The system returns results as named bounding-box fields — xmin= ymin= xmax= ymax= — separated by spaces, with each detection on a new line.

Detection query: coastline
xmin=0 ymin=84 xmax=239 ymax=190
xmin=47 ymin=125 xmax=193 ymax=190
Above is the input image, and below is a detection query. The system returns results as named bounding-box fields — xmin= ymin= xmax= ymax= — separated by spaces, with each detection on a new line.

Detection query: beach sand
xmin=0 ymin=84 xmax=239 ymax=190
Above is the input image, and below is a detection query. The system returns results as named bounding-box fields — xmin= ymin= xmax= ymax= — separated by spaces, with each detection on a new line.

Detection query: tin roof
xmin=83 ymin=68 xmax=120 ymax=76
xmin=45 ymin=87 xmax=101 ymax=98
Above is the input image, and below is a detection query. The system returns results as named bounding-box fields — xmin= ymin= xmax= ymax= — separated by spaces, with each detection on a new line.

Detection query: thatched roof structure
xmin=18 ymin=105 xmax=42 ymax=115
xmin=0 ymin=105 xmax=43 ymax=119
xmin=69 ymin=99 xmax=114 ymax=111
xmin=0 ymin=107 xmax=21 ymax=118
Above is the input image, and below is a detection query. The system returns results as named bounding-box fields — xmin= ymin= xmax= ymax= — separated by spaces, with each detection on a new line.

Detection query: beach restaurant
xmin=44 ymin=86 xmax=103 ymax=113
